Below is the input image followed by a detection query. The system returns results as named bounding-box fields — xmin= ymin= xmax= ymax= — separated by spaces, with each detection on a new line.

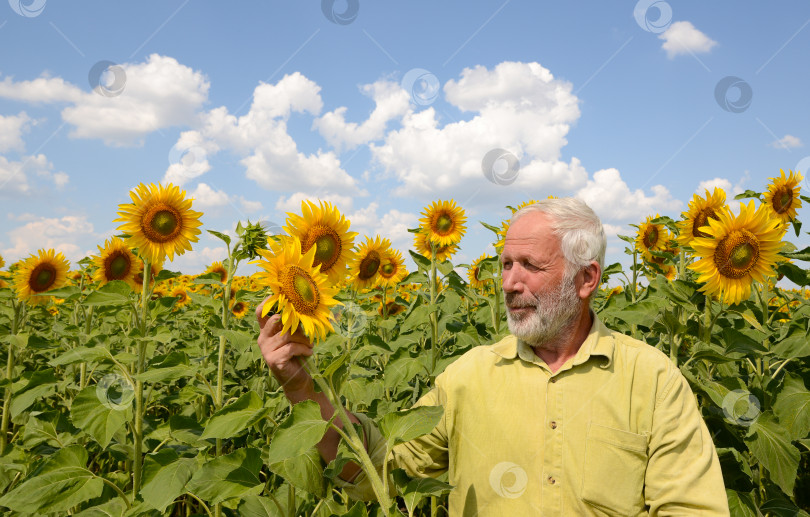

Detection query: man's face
xmin=501 ymin=212 xmax=583 ymax=347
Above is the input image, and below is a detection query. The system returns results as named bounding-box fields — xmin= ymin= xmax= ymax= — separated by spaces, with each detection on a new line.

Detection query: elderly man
xmin=257 ymin=198 xmax=729 ymax=516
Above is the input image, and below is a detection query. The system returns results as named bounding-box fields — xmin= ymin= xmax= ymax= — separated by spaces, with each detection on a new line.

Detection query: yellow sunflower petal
xmin=763 ymin=169 xmax=803 ymax=223
xmin=12 ymin=248 xmax=70 ymax=305
xmin=252 ymin=237 xmax=339 ymax=342
xmin=114 ymin=182 xmax=203 ymax=264
xmin=91 ymin=237 xmax=139 ymax=290
xmin=688 ymin=201 xmax=783 ymax=305
xmin=418 ymin=199 xmax=467 ymax=247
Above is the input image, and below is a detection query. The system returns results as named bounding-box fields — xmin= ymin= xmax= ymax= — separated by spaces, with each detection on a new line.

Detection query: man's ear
xmin=577 ymin=261 xmax=601 ymax=300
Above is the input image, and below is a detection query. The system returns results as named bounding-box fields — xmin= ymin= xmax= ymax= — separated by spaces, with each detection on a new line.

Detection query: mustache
xmin=505 ymin=292 xmax=540 ymax=307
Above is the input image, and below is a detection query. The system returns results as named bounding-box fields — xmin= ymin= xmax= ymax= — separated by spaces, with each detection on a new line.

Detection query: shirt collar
xmin=490 ymin=312 xmax=614 ymax=369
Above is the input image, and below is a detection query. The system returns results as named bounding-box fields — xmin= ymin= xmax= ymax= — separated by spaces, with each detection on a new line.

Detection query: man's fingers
xmin=258 ymin=314 xmax=282 ymax=340
xmin=256 ymin=295 xmax=276 ymax=328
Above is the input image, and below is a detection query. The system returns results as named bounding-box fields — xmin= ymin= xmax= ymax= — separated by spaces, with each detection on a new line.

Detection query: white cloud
xmin=52 ymin=171 xmax=69 ymax=187
xmin=697 ymin=175 xmax=747 ymax=196
xmin=314 ymin=80 xmax=410 ymax=152
xmin=0 ymin=55 xmax=210 ymax=147
xmin=345 ymin=202 xmax=419 ymax=254
xmin=0 ymin=112 xmax=32 ymax=153
xmin=0 ymin=74 xmax=83 ymax=103
xmin=239 ymin=198 xmax=263 ymax=213
xmin=189 ymin=183 xmax=231 ymax=209
xmin=575 ymin=168 xmax=681 ymax=220
xmin=771 ymin=134 xmax=803 ymax=150
xmin=371 ymin=62 xmax=587 ymax=201
xmin=165 ymin=73 xmax=362 ymax=196
xmin=274 ymin=191 xmax=355 ymax=214
xmin=0 ymin=154 xmax=68 ymax=196
xmin=162 ymin=130 xmax=215 ymax=185
xmin=602 ymin=223 xmax=627 ymax=239
xmin=659 ymin=21 xmax=717 ymax=59
xmin=3 ymin=215 xmax=97 ymax=263
xmin=696 ymin=177 xmax=732 ymax=193
xmin=169 ymin=245 xmax=227 ymax=274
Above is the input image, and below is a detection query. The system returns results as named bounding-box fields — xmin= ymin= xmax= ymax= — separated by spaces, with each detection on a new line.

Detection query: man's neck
xmin=531 ymin=308 xmax=593 ymax=373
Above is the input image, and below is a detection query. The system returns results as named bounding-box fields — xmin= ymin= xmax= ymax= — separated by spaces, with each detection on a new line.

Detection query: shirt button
xmin=549 ymin=421 xmax=557 ymax=429
xmin=547 ymin=476 xmax=556 ymax=485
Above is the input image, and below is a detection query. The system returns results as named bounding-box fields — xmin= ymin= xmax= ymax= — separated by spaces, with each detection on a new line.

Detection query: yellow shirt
xmin=342 ymin=315 xmax=730 ymax=516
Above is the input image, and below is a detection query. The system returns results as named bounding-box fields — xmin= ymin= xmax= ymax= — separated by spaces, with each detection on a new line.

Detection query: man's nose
xmin=501 ymin=269 xmax=520 ymax=293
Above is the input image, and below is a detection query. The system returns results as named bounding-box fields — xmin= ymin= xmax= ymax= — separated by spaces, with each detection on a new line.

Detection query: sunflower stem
xmin=0 ymin=299 xmax=22 ymax=455
xmin=429 ymin=243 xmax=439 ymax=374
xmin=701 ymin=293 xmax=713 ymax=343
xmin=214 ymin=249 xmax=237 ymax=517
xmin=133 ymin=256 xmax=151 ymax=497
xmin=630 ymin=249 xmax=639 ymax=339
xmin=80 ymin=306 xmax=93 ymax=389
xmin=493 ymin=259 xmax=503 ymax=335
xmin=301 ymin=358 xmax=393 ymax=517
xmin=668 ymin=329 xmax=678 ymax=366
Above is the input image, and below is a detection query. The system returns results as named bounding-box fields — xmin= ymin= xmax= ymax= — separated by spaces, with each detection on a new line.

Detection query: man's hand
xmin=256 ymin=296 xmax=365 ymax=482
xmin=256 ymin=296 xmax=315 ymax=398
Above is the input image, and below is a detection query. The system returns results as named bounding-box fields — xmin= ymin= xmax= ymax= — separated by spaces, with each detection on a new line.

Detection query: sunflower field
xmin=0 ymin=171 xmax=809 ymax=517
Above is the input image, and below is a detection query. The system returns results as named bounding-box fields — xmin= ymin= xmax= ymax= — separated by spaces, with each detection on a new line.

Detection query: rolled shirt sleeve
xmin=644 ymin=366 xmax=730 ymax=515
xmin=335 ymin=388 xmax=449 ymax=501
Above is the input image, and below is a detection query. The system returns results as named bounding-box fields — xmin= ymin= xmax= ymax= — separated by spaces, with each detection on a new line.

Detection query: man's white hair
xmin=510 ymin=198 xmax=606 ymax=280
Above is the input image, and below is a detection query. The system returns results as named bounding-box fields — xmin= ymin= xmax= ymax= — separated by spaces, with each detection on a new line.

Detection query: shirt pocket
xmin=581 ymin=423 xmax=649 ymax=515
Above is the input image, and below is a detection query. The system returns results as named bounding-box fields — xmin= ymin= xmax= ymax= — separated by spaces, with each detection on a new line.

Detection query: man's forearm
xmin=284 ymin=382 xmax=365 ymax=482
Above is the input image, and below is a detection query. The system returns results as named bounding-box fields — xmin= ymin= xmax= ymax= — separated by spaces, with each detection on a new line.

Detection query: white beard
xmin=505 ymin=274 xmax=581 ymax=348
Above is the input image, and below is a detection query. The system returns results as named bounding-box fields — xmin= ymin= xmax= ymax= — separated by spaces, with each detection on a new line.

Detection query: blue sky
xmin=1 ymin=0 xmax=808 ymax=279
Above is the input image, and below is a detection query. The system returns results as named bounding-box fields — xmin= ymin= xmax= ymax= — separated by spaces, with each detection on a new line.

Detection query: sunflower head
xmin=467 ymin=253 xmax=493 ymax=290
xmin=205 ymin=261 xmax=228 ymax=283
xmin=643 ymin=248 xmax=677 ymax=282
xmin=172 ymin=286 xmax=191 ymax=309
xmin=378 ymin=247 xmax=407 ymax=288
xmin=763 ymin=169 xmax=803 ymax=223
xmin=230 ymin=300 xmax=249 ymax=319
xmin=12 ymin=249 xmax=70 ymax=305
xmin=284 ymin=200 xmax=357 ymax=285
xmin=253 ymin=237 xmax=339 ymax=341
xmin=414 ymin=230 xmax=459 ymax=262
xmin=493 ymin=220 xmax=510 ymax=254
xmin=419 ymin=199 xmax=467 ymax=248
xmin=636 ymin=214 xmax=671 ymax=254
xmin=349 ymin=236 xmax=391 ymax=290
xmin=114 ymin=183 xmax=203 ymax=264
xmin=91 ymin=237 xmax=139 ymax=290
xmin=676 ymin=188 xmax=727 ymax=249
xmin=133 ymin=258 xmax=164 ymax=291
xmin=508 ymin=199 xmax=542 ymax=214
xmin=689 ymin=201 xmax=784 ymax=305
